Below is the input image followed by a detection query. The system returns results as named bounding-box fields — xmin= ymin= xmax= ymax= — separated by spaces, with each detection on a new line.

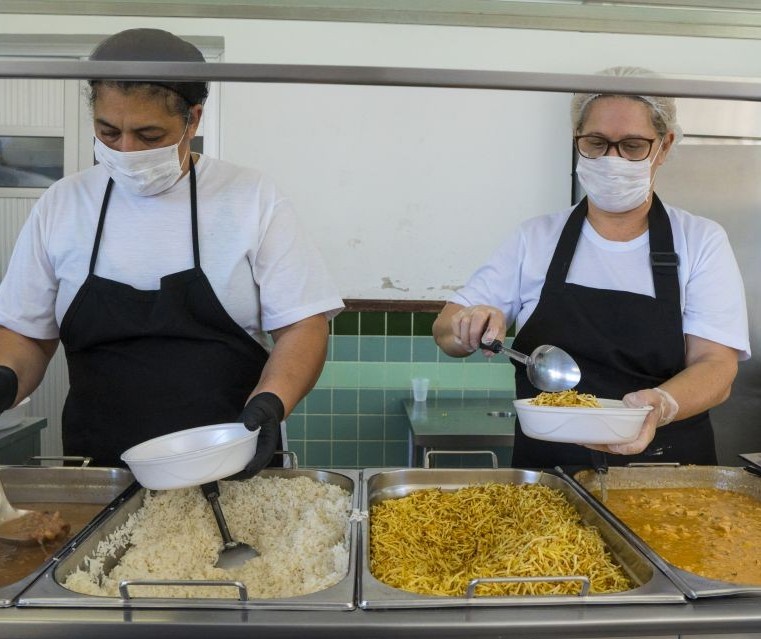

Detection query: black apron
xmin=59 ymin=159 xmax=274 ymax=467
xmin=510 ymin=195 xmax=716 ymax=469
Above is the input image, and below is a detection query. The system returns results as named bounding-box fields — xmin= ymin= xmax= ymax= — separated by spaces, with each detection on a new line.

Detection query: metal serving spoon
xmin=0 ymin=478 xmax=35 ymax=545
xmin=201 ymin=481 xmax=259 ymax=569
xmin=480 ymin=339 xmax=581 ymax=392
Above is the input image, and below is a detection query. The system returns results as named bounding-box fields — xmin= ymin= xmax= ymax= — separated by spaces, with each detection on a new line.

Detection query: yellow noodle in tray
xmin=529 ymin=390 xmax=602 ymax=408
xmin=369 ymin=482 xmax=632 ymax=597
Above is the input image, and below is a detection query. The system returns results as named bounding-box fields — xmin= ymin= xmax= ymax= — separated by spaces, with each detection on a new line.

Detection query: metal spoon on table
xmin=480 ymin=339 xmax=581 ymax=392
xmin=201 ymin=481 xmax=259 ymax=569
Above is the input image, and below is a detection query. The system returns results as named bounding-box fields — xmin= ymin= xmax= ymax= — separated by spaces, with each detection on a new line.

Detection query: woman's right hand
xmin=434 ymin=303 xmax=506 ymax=357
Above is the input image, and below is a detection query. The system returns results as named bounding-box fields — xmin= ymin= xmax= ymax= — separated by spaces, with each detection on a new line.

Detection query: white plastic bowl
xmin=0 ymin=397 xmax=30 ymax=431
xmin=120 ymin=422 xmax=260 ymax=490
xmin=513 ymin=398 xmax=651 ymax=445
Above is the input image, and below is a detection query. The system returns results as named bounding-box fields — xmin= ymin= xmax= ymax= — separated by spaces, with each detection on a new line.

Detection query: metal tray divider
xmin=62 ymin=481 xmax=141 ymax=553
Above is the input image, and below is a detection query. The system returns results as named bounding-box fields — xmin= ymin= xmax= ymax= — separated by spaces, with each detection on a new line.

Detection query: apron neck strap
xmin=646 ymin=193 xmax=680 ymax=304
xmin=544 ymin=197 xmax=587 ymax=288
xmin=89 ymin=178 xmax=114 ymax=275
xmin=189 ymin=156 xmax=200 ymax=268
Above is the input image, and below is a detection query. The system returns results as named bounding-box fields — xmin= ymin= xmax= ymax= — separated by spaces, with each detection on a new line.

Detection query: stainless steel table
xmin=0 ymin=417 xmax=47 ymax=465
xmin=402 ymin=397 xmax=515 ymax=467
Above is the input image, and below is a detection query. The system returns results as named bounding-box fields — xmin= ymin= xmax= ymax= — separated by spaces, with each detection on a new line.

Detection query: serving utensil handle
xmin=479 ymin=339 xmax=530 ymax=365
xmin=201 ymin=481 xmax=235 ymax=545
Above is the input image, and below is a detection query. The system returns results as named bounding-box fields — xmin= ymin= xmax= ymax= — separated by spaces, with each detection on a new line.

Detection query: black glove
xmin=0 ymin=366 xmax=18 ymax=414
xmin=230 ymin=392 xmax=284 ymax=480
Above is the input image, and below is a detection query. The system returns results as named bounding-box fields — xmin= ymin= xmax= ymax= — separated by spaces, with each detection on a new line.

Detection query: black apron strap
xmin=647 ymin=194 xmax=681 ymax=305
xmin=88 ymin=178 xmax=114 ymax=275
xmin=188 ymin=156 xmax=201 ymax=268
xmin=543 ymin=198 xmax=588 ymax=290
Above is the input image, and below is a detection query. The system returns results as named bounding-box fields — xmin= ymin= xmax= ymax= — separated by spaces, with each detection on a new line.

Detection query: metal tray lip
xmin=0 ymin=466 xmax=139 ymax=606
xmin=565 ymin=464 xmax=761 ymax=599
xmin=358 ymin=466 xmax=685 ymax=608
xmin=17 ymin=468 xmax=360 ymax=610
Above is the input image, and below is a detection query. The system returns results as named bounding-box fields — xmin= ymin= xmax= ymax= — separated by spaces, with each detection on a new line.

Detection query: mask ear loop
xmin=177 ymin=113 xmax=193 ymax=172
xmin=645 ymin=137 xmax=666 ymax=203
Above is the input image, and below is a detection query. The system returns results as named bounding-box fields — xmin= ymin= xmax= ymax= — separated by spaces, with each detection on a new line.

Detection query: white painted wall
xmin=3 ymin=15 xmax=761 ymax=300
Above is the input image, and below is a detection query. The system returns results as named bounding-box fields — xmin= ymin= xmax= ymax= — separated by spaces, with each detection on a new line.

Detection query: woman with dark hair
xmin=0 ymin=29 xmax=343 ymax=473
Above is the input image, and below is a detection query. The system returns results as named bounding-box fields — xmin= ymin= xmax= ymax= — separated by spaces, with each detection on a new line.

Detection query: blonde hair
xmin=570 ymin=66 xmax=683 ymax=143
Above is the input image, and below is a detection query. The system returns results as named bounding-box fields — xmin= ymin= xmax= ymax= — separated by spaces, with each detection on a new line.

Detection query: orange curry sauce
xmin=0 ymin=502 xmax=103 ymax=587
xmin=599 ymin=488 xmax=761 ymax=586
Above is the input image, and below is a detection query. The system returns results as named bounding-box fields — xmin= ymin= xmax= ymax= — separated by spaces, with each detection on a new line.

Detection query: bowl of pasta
xmin=513 ymin=391 xmax=651 ymax=445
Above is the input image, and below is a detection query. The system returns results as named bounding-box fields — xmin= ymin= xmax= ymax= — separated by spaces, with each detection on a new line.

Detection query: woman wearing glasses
xmin=433 ymin=67 xmax=750 ymax=468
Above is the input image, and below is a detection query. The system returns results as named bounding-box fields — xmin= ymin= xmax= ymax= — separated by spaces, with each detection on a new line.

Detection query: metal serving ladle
xmin=0 ymin=478 xmax=35 ymax=545
xmin=480 ymin=339 xmax=581 ymax=392
xmin=201 ymin=481 xmax=259 ymax=569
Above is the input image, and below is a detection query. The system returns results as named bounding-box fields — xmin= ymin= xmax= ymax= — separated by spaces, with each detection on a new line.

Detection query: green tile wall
xmin=287 ymin=310 xmax=516 ymax=469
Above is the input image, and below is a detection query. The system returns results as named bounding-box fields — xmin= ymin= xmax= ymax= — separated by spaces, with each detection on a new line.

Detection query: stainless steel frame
xmin=1 ymin=60 xmax=761 ymax=102
xmin=18 ymin=468 xmax=360 ymax=610
xmin=359 ymin=467 xmax=685 ymax=608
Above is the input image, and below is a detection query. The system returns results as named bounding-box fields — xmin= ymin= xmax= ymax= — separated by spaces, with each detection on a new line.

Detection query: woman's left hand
xmin=587 ymin=387 xmax=678 ymax=456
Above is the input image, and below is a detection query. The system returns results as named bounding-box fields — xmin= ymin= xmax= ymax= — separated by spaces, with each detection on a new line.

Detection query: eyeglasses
xmin=574 ymin=135 xmax=657 ymax=162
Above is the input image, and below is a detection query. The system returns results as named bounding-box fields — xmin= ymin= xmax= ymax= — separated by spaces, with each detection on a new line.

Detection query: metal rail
xmin=1 ymin=60 xmax=761 ymax=101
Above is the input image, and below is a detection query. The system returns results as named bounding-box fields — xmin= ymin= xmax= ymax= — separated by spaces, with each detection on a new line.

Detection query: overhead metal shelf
xmin=1 ymin=60 xmax=761 ymax=103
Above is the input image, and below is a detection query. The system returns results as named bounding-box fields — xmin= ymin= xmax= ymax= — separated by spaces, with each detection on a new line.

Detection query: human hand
xmin=230 ymin=392 xmax=284 ymax=480
xmin=450 ymin=305 xmax=506 ymax=355
xmin=588 ymin=387 xmax=678 ymax=456
xmin=0 ymin=366 xmax=18 ymax=414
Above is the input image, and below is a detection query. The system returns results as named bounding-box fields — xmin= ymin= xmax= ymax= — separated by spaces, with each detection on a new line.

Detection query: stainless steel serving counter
xmin=3 ymin=464 xmax=761 ymax=638
xmin=2 ymin=597 xmax=761 ymax=638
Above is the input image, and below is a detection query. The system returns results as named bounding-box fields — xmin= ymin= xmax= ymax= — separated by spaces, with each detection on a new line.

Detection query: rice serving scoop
xmin=201 ymin=481 xmax=259 ymax=569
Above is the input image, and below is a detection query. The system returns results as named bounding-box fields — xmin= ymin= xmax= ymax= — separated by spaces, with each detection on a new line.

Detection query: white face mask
xmin=576 ymin=139 xmax=663 ymax=213
xmin=94 ymin=122 xmax=190 ymax=197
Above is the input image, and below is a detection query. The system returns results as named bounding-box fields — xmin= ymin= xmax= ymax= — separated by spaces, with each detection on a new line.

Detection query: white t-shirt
xmin=0 ymin=155 xmax=344 ymax=349
xmin=451 ymin=202 xmax=751 ymax=360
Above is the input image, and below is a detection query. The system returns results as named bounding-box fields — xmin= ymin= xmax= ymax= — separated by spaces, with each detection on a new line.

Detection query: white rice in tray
xmin=63 ymin=476 xmax=352 ymax=599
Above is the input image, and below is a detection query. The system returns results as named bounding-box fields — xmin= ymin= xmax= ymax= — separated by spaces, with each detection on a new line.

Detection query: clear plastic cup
xmin=411 ymin=377 xmax=430 ymax=402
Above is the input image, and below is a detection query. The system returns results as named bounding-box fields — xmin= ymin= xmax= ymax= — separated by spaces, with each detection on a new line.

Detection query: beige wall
xmin=3 ymin=15 xmax=761 ymax=300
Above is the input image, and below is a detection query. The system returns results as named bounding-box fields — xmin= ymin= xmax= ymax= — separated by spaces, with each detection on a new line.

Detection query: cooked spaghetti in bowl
xmin=529 ymin=390 xmax=602 ymax=408
xmin=514 ymin=395 xmax=650 ymax=445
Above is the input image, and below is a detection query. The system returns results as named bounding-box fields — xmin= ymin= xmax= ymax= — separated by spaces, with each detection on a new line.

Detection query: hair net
xmin=570 ymin=66 xmax=683 ymax=144
xmin=89 ymin=28 xmax=209 ymax=106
